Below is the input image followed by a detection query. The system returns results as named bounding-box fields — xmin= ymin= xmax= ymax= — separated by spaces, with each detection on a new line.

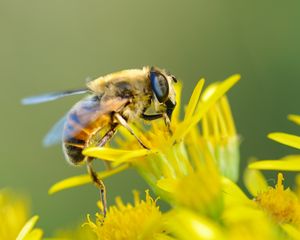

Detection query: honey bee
xmin=22 ymin=66 xmax=177 ymax=216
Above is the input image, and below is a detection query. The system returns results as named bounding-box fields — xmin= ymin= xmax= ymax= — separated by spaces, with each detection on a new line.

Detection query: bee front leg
xmin=114 ymin=112 xmax=149 ymax=150
xmin=163 ymin=112 xmax=172 ymax=134
xmin=142 ymin=113 xmax=172 ymax=134
xmin=141 ymin=113 xmax=163 ymax=121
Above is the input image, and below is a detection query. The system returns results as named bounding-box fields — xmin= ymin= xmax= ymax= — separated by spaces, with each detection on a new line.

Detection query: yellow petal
xmin=221 ymin=177 xmax=250 ymax=207
xmin=167 ymin=210 xmax=223 ymax=240
xmin=16 ymin=215 xmax=39 ymax=240
xmin=288 ymin=114 xmax=300 ymax=126
xmin=220 ymin=96 xmax=237 ymax=136
xmin=49 ymin=164 xmax=129 ymax=194
xmin=184 ymin=79 xmax=205 ymax=121
xmin=281 ymin=224 xmax=300 ymax=240
xmin=222 ymin=204 xmax=278 ymax=240
xmin=248 ymin=158 xmax=300 ymax=171
xmin=172 ymin=74 xmax=240 ymax=142
xmin=156 ymin=178 xmax=177 ymax=193
xmin=268 ymin=132 xmax=300 ymax=150
xmin=24 ymin=228 xmax=43 ymax=240
xmin=243 ymin=169 xmax=268 ymax=197
xmin=195 ymin=74 xmax=241 ymax=120
xmin=83 ymin=147 xmax=156 ymax=162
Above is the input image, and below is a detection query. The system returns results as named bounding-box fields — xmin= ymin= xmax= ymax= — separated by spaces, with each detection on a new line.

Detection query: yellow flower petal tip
xmin=201 ymin=74 xmax=241 ymax=102
xmin=184 ymin=78 xmax=205 ymax=121
xmin=16 ymin=215 xmax=40 ymax=240
xmin=48 ymin=164 xmax=129 ymax=195
xmin=268 ymin=132 xmax=300 ymax=150
xmin=288 ymin=114 xmax=300 ymax=126
xmin=48 ymin=175 xmax=91 ymax=195
xmin=219 ymin=74 xmax=241 ymax=91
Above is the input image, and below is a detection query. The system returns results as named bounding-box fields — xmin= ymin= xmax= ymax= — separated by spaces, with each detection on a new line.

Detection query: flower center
xmin=86 ymin=191 xmax=166 ymax=240
xmin=255 ymin=173 xmax=300 ymax=225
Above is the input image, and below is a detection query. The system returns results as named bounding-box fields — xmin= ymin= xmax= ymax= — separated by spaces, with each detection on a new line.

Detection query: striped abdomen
xmin=62 ymin=95 xmax=110 ymax=165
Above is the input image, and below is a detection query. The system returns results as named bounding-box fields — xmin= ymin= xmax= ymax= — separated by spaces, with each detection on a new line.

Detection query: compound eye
xmin=150 ymin=71 xmax=169 ymax=102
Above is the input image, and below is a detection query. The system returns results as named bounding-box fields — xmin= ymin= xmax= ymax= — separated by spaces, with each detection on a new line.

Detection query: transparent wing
xmin=43 ymin=116 xmax=66 ymax=147
xmin=21 ymin=88 xmax=88 ymax=105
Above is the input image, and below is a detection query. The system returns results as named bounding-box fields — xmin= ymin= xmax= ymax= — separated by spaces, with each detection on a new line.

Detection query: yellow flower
xmin=0 ymin=189 xmax=43 ymax=240
xmin=243 ymin=169 xmax=300 ymax=239
xmin=221 ymin=175 xmax=289 ymax=240
xmin=240 ymin=112 xmax=300 ymax=239
xmin=85 ymin=190 xmax=170 ymax=240
xmin=164 ymin=176 xmax=284 ymax=240
xmin=255 ymin=173 xmax=300 ymax=225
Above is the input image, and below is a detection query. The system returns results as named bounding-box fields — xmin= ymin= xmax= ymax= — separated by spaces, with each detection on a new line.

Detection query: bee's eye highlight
xmin=150 ymin=71 xmax=169 ymax=102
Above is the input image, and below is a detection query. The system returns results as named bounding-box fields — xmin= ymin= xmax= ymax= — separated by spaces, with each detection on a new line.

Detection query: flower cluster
xmin=5 ymin=74 xmax=300 ymax=239
xmin=66 ymin=74 xmax=300 ymax=239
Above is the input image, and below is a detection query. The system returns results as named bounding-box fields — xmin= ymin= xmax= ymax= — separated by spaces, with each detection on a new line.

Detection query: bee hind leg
xmin=86 ymin=157 xmax=107 ymax=217
xmin=114 ymin=112 xmax=149 ymax=150
xmin=86 ymin=124 xmax=118 ymax=217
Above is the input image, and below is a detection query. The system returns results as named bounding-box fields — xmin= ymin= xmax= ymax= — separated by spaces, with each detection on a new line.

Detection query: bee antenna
xmin=171 ymin=75 xmax=178 ymax=83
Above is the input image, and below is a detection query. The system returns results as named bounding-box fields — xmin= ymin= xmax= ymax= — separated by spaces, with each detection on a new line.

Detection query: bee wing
xmin=43 ymin=115 xmax=66 ymax=147
xmin=62 ymin=96 xmax=131 ymax=141
xmin=21 ymin=88 xmax=88 ymax=105
xmin=44 ymin=96 xmax=130 ymax=147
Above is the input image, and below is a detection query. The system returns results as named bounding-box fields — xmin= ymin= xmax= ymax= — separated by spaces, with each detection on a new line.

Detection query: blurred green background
xmin=1 ymin=0 xmax=300 ymax=235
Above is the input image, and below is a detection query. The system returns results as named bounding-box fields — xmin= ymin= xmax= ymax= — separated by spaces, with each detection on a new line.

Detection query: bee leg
xmin=96 ymin=124 xmax=118 ymax=148
xmin=142 ymin=113 xmax=172 ymax=134
xmin=141 ymin=113 xmax=163 ymax=121
xmin=163 ymin=112 xmax=171 ymax=127
xmin=114 ymin=112 xmax=149 ymax=150
xmin=103 ymin=160 xmax=112 ymax=170
xmin=163 ymin=113 xmax=173 ymax=135
xmin=86 ymin=124 xmax=118 ymax=217
xmin=97 ymin=125 xmax=118 ymax=170
xmin=86 ymin=157 xmax=107 ymax=217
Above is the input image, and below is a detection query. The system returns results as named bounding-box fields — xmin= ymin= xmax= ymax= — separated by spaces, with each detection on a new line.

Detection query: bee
xmin=22 ymin=66 xmax=177 ymax=216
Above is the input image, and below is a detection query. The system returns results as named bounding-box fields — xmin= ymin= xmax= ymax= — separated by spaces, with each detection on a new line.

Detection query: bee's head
xmin=149 ymin=67 xmax=177 ymax=121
